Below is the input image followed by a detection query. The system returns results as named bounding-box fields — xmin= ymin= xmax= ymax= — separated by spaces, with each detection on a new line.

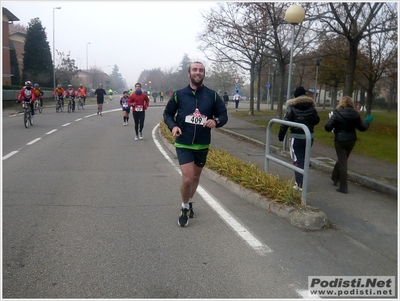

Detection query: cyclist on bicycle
xmin=33 ymin=83 xmax=44 ymax=108
xmin=65 ymin=84 xmax=76 ymax=112
xmin=77 ymin=84 xmax=87 ymax=104
xmin=53 ymin=84 xmax=65 ymax=108
xmin=17 ymin=81 xmax=36 ymax=115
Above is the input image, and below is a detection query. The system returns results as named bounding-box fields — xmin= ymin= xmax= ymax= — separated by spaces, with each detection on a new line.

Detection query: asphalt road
xmin=3 ymin=100 xmax=397 ymax=298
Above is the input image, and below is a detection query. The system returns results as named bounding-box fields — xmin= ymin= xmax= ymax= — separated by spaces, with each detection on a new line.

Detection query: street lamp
xmin=313 ymin=57 xmax=322 ymax=103
xmin=86 ymin=42 xmax=91 ymax=70
xmin=53 ymin=7 xmax=61 ymax=92
xmin=285 ymin=4 xmax=305 ymax=100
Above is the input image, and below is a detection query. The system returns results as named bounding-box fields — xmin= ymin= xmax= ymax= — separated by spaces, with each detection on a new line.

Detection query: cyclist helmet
xmin=57 ymin=84 xmax=62 ymax=88
xmin=79 ymin=83 xmax=83 ymax=87
xmin=34 ymin=83 xmax=39 ymax=88
xmin=25 ymin=81 xmax=32 ymax=86
xmin=68 ymin=84 xmax=72 ymax=88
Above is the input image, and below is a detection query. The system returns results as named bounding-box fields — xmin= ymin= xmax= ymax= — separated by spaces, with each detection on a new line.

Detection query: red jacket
xmin=53 ymin=87 xmax=65 ymax=96
xmin=77 ymin=87 xmax=87 ymax=97
xmin=128 ymin=91 xmax=149 ymax=112
xmin=65 ymin=88 xmax=76 ymax=98
xmin=18 ymin=87 xmax=36 ymax=102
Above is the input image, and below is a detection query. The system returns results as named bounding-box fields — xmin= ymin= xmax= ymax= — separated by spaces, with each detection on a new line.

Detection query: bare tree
xmin=318 ymin=2 xmax=397 ymax=97
xmin=355 ymin=8 xmax=398 ymax=115
xmin=198 ymin=2 xmax=268 ymax=115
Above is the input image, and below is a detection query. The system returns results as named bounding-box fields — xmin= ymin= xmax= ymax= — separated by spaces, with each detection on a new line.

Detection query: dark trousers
xmin=289 ymin=138 xmax=313 ymax=187
xmin=132 ymin=111 xmax=145 ymax=135
xmin=332 ymin=139 xmax=356 ymax=191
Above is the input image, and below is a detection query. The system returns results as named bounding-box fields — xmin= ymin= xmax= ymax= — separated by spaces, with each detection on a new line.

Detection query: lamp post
xmin=285 ymin=4 xmax=305 ymax=100
xmin=313 ymin=57 xmax=322 ymax=103
xmin=53 ymin=7 xmax=61 ymax=92
xmin=86 ymin=42 xmax=91 ymax=70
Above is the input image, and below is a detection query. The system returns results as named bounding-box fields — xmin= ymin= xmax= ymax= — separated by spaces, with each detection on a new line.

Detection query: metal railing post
xmin=265 ymin=118 xmax=312 ymax=205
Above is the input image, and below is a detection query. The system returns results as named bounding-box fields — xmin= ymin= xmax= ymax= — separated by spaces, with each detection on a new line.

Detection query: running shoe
xmin=139 ymin=132 xmax=143 ymax=139
xmin=189 ymin=202 xmax=195 ymax=218
xmin=293 ymin=183 xmax=303 ymax=191
xmin=178 ymin=208 xmax=189 ymax=227
xmin=135 ymin=135 xmax=139 ymax=141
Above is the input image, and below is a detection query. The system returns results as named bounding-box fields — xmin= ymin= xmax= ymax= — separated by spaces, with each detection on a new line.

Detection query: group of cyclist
xmin=53 ymin=83 xmax=87 ymax=112
xmin=17 ymin=81 xmax=88 ymax=116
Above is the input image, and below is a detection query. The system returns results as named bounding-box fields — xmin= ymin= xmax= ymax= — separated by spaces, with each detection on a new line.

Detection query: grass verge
xmin=232 ymin=109 xmax=397 ymax=163
xmin=159 ymin=121 xmax=303 ymax=206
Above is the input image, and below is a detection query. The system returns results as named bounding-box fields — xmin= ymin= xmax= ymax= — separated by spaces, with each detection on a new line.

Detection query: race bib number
xmin=185 ymin=115 xmax=207 ymax=125
xmin=135 ymin=105 xmax=143 ymax=111
xmin=185 ymin=108 xmax=207 ymax=125
xmin=122 ymin=103 xmax=128 ymax=108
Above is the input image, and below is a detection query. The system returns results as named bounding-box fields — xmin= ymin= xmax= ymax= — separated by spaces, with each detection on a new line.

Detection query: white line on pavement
xmin=46 ymin=129 xmax=57 ymax=135
xmin=27 ymin=138 xmax=41 ymax=145
xmin=3 ymin=151 xmax=19 ymax=160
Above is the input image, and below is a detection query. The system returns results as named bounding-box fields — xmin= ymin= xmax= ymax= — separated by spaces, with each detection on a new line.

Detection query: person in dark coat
xmin=324 ymin=96 xmax=374 ymax=194
xmin=278 ymin=87 xmax=320 ymax=191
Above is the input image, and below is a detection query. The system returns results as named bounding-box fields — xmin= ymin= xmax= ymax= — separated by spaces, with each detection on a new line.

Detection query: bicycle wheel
xmin=68 ymin=101 xmax=72 ymax=113
xmin=24 ymin=110 xmax=29 ymax=128
xmin=38 ymin=102 xmax=42 ymax=113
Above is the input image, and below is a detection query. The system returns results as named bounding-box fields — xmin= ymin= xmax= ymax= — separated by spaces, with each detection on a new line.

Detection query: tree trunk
xmin=343 ymin=40 xmax=359 ymax=97
xmin=276 ymin=60 xmax=286 ymax=119
xmin=249 ymin=63 xmax=255 ymax=116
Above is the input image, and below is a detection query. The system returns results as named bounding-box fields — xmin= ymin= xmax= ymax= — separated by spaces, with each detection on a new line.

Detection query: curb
xmin=219 ymin=128 xmax=397 ymax=197
xmin=158 ymin=128 xmax=328 ymax=231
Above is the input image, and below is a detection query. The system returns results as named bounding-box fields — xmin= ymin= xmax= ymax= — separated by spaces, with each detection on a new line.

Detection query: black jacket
xmin=324 ymin=107 xmax=370 ymax=141
xmin=278 ymin=95 xmax=320 ymax=141
xmin=163 ymin=85 xmax=228 ymax=145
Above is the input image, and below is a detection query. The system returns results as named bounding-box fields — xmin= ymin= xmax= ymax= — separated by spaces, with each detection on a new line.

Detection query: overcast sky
xmin=3 ymin=1 xmax=219 ymax=87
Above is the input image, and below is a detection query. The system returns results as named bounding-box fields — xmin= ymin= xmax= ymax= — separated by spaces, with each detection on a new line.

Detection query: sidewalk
xmin=218 ymin=111 xmax=397 ymax=197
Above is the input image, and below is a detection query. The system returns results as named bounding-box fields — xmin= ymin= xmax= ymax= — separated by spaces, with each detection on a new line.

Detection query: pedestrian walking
xmin=324 ymin=96 xmax=374 ymax=194
xmin=233 ymin=90 xmax=241 ymax=111
xmin=120 ymin=91 xmax=130 ymax=126
xmin=160 ymin=91 xmax=164 ymax=102
xmin=278 ymin=86 xmax=320 ymax=191
xmin=95 ymin=84 xmax=107 ymax=115
xmin=223 ymin=92 xmax=229 ymax=107
xmin=128 ymin=83 xmax=149 ymax=140
xmin=163 ymin=61 xmax=228 ymax=227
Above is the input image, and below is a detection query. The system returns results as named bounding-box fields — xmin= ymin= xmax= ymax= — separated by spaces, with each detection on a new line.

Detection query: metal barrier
xmin=265 ymin=118 xmax=312 ymax=205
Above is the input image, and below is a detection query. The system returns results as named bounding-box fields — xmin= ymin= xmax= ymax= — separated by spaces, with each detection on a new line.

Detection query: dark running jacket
xmin=278 ymin=95 xmax=320 ymax=141
xmin=324 ymin=107 xmax=370 ymax=141
xmin=163 ymin=85 xmax=228 ymax=145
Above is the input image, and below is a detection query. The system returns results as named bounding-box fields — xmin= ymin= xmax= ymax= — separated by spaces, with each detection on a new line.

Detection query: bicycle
xmin=55 ymin=96 xmax=63 ymax=113
xmin=77 ymin=96 xmax=84 ymax=110
xmin=21 ymin=100 xmax=34 ymax=128
xmin=34 ymin=97 xmax=43 ymax=114
xmin=67 ymin=96 xmax=75 ymax=113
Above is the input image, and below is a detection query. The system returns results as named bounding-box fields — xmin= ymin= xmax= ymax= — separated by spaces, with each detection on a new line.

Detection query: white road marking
xmin=46 ymin=129 xmax=57 ymax=135
xmin=27 ymin=138 xmax=41 ymax=145
xmin=296 ymin=289 xmax=321 ymax=299
xmin=3 ymin=151 xmax=19 ymax=160
xmin=62 ymin=123 xmax=71 ymax=127
xmin=152 ymin=124 xmax=273 ymax=255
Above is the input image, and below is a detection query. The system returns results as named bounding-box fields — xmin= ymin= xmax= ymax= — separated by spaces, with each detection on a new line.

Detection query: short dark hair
xmin=135 ymin=83 xmax=141 ymax=87
xmin=187 ymin=61 xmax=205 ymax=73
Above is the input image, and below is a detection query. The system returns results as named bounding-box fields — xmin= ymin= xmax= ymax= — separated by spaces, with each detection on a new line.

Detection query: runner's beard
xmin=190 ymin=75 xmax=204 ymax=87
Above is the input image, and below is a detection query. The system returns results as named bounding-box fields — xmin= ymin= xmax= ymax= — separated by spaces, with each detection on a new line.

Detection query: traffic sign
xmin=234 ymin=77 xmax=240 ymax=84
xmin=234 ymin=85 xmax=239 ymax=91
xmin=266 ymin=82 xmax=271 ymax=89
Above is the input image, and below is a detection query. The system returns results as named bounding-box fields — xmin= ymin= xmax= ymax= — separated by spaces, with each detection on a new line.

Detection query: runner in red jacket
xmin=128 ymin=83 xmax=149 ymax=140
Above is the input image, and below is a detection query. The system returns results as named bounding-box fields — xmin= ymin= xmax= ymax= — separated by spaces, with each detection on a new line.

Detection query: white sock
xmin=182 ymin=203 xmax=189 ymax=210
xmin=189 ymin=198 xmax=193 ymax=204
